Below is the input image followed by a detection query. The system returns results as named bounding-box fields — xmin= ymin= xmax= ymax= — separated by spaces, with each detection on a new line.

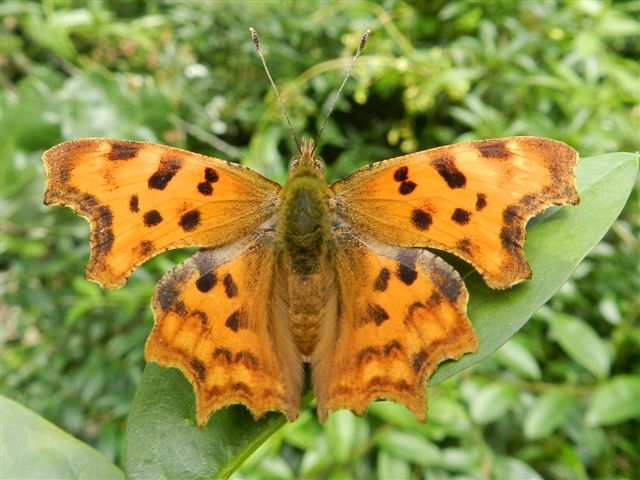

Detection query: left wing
xmin=145 ymin=234 xmax=302 ymax=425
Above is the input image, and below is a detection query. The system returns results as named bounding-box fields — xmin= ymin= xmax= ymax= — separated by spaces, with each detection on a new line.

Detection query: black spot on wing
xmin=204 ymin=167 xmax=219 ymax=183
xmin=433 ymin=155 xmax=466 ymax=189
xmin=198 ymin=167 xmax=220 ymax=196
xmin=500 ymin=205 xmax=524 ymax=253
xmin=73 ymin=193 xmax=114 ymax=260
xmin=89 ymin=203 xmax=114 ymax=258
xmin=411 ymin=351 xmax=428 ymax=373
xmin=179 ymin=209 xmax=201 ymax=232
xmin=478 ymin=139 xmax=511 ymax=159
xmin=148 ymin=156 xmax=182 ymax=190
xmin=393 ymin=166 xmax=418 ymax=195
xmin=475 ymin=193 xmax=487 ymax=211
xmin=196 ymin=271 xmax=217 ymax=293
xmin=198 ymin=182 xmax=213 ymax=195
xmin=421 ymin=254 xmax=464 ymax=304
xmin=399 ymin=180 xmax=417 ymax=195
xmin=451 ymin=208 xmax=471 ymax=225
xmin=190 ymin=358 xmax=206 ymax=381
xmin=396 ymin=250 xmax=418 ymax=286
xmin=373 ymin=267 xmax=390 ymax=292
xmin=108 ymin=142 xmax=139 ymax=160
xmin=393 ymin=166 xmax=409 ymax=182
xmin=368 ymin=304 xmax=390 ymax=326
xmin=411 ymin=209 xmax=432 ymax=231
xmin=129 ymin=194 xmax=139 ymax=213
xmin=225 ymin=309 xmax=247 ymax=331
xmin=138 ymin=240 xmax=154 ymax=256
xmin=143 ymin=210 xmax=163 ymax=227
xmin=398 ymin=263 xmax=417 ymax=285
xmin=155 ymin=278 xmax=181 ymax=311
xmin=223 ymin=274 xmax=238 ymax=298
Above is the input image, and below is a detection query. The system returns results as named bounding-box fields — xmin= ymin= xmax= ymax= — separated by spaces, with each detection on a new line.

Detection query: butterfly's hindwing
xmin=145 ymin=233 xmax=303 ymax=425
xmin=312 ymin=231 xmax=478 ymax=421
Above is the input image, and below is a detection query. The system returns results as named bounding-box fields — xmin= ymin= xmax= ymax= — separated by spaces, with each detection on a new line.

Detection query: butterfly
xmin=43 ymin=132 xmax=578 ymax=425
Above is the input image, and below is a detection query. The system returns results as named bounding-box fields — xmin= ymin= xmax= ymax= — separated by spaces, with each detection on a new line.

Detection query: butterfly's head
xmin=288 ymin=137 xmax=325 ymax=177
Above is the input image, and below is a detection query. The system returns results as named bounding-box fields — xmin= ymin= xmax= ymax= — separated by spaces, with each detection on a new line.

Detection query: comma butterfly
xmin=42 ymin=30 xmax=579 ymax=426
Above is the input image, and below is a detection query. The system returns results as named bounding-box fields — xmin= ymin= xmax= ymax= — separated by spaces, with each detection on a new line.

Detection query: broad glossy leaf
xmin=0 ymin=396 xmax=123 ymax=480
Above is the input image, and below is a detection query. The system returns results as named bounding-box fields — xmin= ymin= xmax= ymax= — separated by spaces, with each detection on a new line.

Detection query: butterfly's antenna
xmin=313 ymin=29 xmax=371 ymax=154
xmin=250 ymin=27 xmax=301 ymax=153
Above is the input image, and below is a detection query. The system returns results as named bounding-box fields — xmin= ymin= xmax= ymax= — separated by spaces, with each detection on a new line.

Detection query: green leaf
xmin=469 ymin=383 xmax=518 ymax=424
xmin=524 ymin=389 xmax=576 ymax=440
xmin=586 ymin=375 xmax=640 ymax=426
xmin=0 ymin=396 xmax=123 ymax=480
xmin=324 ymin=410 xmax=359 ymax=464
xmin=125 ymin=364 xmax=291 ymax=479
xmin=549 ymin=313 xmax=611 ymax=378
xmin=124 ymin=152 xmax=637 ymax=478
xmin=492 ymin=455 xmax=545 ymax=480
xmin=377 ymin=450 xmax=411 ymax=479
xmin=492 ymin=337 xmax=542 ymax=380
xmin=375 ymin=431 xmax=440 ymax=466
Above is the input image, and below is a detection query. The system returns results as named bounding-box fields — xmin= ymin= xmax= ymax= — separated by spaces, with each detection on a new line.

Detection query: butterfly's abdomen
xmin=274 ymin=164 xmax=335 ymax=358
xmin=278 ymin=173 xmax=331 ymax=275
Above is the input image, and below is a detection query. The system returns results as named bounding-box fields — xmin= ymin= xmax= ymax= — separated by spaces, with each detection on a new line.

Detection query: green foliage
xmin=0 ymin=396 xmax=123 ymax=479
xmin=2 ymin=1 xmax=638 ymax=478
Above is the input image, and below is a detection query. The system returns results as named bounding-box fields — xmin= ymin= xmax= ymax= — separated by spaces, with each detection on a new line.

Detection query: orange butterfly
xmin=42 ymin=31 xmax=579 ymax=426
xmin=43 ymin=134 xmax=578 ymax=425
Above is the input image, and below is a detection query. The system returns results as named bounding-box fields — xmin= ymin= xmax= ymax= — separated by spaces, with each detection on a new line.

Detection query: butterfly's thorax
xmin=274 ymin=138 xmax=336 ymax=357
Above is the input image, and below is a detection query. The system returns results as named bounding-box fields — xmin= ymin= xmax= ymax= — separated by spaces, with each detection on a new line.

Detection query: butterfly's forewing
xmin=331 ymin=137 xmax=579 ymax=289
xmin=145 ymin=234 xmax=303 ymax=425
xmin=312 ymin=232 xmax=477 ymax=422
xmin=43 ymin=139 xmax=280 ymax=288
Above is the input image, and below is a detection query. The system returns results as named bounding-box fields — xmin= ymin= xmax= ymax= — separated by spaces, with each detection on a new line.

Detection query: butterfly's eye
xmin=313 ymin=157 xmax=325 ymax=173
xmin=289 ymin=156 xmax=301 ymax=172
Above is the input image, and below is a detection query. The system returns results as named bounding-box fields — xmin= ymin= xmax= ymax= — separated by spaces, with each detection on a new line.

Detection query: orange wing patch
xmin=332 ymin=137 xmax=579 ymax=289
xmin=43 ymin=139 xmax=280 ymax=288
xmin=145 ymin=234 xmax=303 ymax=425
xmin=312 ymin=232 xmax=477 ymax=422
